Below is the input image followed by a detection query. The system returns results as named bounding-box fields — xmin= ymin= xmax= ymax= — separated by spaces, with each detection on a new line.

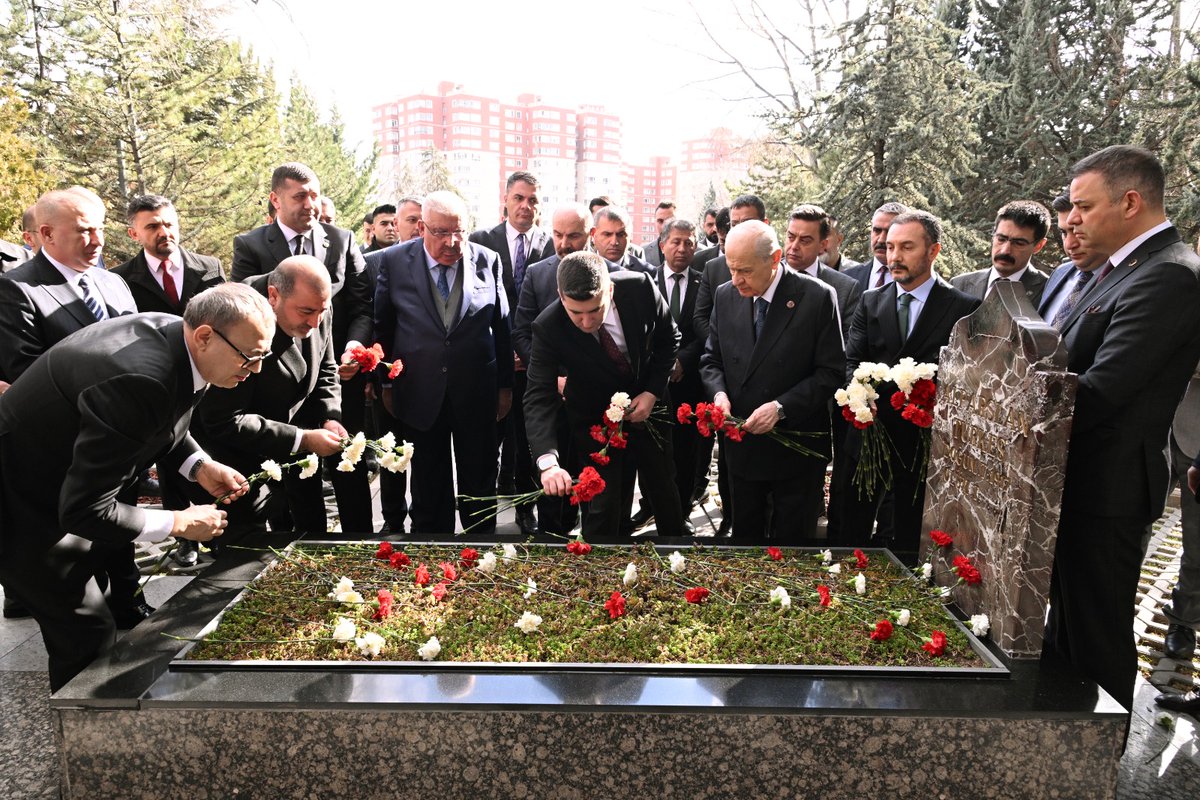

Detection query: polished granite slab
xmin=53 ymin=537 xmax=1130 ymax=799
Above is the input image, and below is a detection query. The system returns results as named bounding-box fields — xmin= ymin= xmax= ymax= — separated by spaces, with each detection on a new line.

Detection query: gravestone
xmin=921 ymin=280 xmax=1077 ymax=658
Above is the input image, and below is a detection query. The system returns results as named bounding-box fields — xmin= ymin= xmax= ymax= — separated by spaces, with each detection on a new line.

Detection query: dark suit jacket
xmin=950 ymin=265 xmax=1049 ymax=307
xmin=525 ymin=271 xmax=679 ymax=462
xmin=0 ymin=239 xmax=30 ymax=273
xmin=701 ymin=270 xmax=846 ymax=478
xmin=374 ymin=238 xmax=513 ymax=431
xmin=112 ymin=248 xmax=225 ymax=314
xmin=813 ymin=264 xmax=863 ymax=342
xmin=1036 ymin=261 xmax=1079 ymax=318
xmin=193 ymin=275 xmax=339 ymax=475
xmin=655 ymin=265 xmax=705 ymax=403
xmin=468 ymin=223 xmax=553 ymax=312
xmin=642 ymin=239 xmax=663 ymax=267
xmin=692 ymin=245 xmax=719 ymax=272
xmin=1057 ymin=226 xmax=1200 ymax=521
xmin=844 ymin=276 xmax=981 ymax=455
xmin=0 ymin=315 xmax=201 ymax=547
xmin=692 ymin=253 xmax=729 ymax=344
xmin=0 ymin=252 xmax=137 ymax=382
xmin=231 ymin=222 xmax=371 ymax=352
xmin=843 ymin=259 xmax=886 ymax=293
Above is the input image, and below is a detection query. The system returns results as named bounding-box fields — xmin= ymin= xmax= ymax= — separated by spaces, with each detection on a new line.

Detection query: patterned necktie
xmin=78 ymin=274 xmax=107 ymax=321
xmin=598 ymin=324 xmax=632 ymax=378
xmin=897 ymin=292 xmax=913 ymax=344
xmin=753 ymin=297 xmax=769 ymax=341
xmin=293 ymin=235 xmax=305 ymax=257
xmin=436 ymin=265 xmax=451 ymax=301
xmin=1051 ymin=270 xmax=1095 ymax=330
xmin=874 ymin=265 xmax=887 ymax=289
xmin=514 ymin=233 xmax=527 ymax=292
xmin=986 ymin=277 xmax=1009 ymax=297
xmin=161 ymin=259 xmax=180 ymax=307
xmin=669 ymin=273 xmax=683 ymax=323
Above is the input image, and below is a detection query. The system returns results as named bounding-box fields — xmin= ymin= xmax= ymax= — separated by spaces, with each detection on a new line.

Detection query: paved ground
xmin=1 ymin=477 xmax=1198 ymax=798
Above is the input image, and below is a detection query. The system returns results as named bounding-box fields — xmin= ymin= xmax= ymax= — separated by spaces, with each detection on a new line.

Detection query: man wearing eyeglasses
xmin=191 ymin=257 xmax=348 ymax=548
xmin=950 ymin=201 xmax=1051 ymax=305
xmin=375 ymin=191 xmax=513 ymax=536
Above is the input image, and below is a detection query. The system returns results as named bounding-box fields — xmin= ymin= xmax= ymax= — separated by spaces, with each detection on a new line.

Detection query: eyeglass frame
xmin=992 ymin=231 xmax=1038 ymax=249
xmin=212 ymin=327 xmax=268 ymax=368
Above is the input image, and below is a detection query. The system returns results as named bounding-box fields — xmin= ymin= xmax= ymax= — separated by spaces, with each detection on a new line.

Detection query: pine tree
xmin=0 ymin=84 xmax=56 ymax=236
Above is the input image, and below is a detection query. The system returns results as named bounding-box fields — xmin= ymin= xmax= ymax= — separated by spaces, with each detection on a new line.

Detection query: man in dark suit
xmin=375 ymin=191 xmax=513 ymax=535
xmin=361 ymin=204 xmax=399 ymax=254
xmin=469 ymin=172 xmax=552 ymax=531
xmin=1038 ymin=193 xmax=1111 ymax=324
xmin=640 ymin=201 xmax=676 ymax=267
xmin=0 ymin=187 xmax=147 ymax=626
xmin=592 ymin=206 xmax=656 ymax=273
xmin=820 ymin=215 xmax=862 ymax=273
xmin=836 ymin=211 xmax=981 ymax=558
xmin=1043 ymin=146 xmax=1200 ymax=718
xmin=231 ymin=162 xmax=373 ymax=534
xmin=112 ymin=194 xmax=226 ymax=566
xmin=702 ymin=220 xmax=845 ymax=540
xmin=784 ymin=205 xmax=864 ymax=540
xmin=0 ymin=283 xmax=269 ymax=690
xmin=843 ymin=202 xmax=909 ymax=293
xmin=526 ymin=252 xmax=683 ymax=538
xmin=950 ymin=201 xmax=1051 ymax=305
xmin=194 ymin=257 xmax=349 ymax=543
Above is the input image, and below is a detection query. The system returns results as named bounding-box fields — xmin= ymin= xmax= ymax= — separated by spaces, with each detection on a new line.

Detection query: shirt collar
xmin=186 ymin=342 xmax=206 ymax=392
xmin=898 ymin=274 xmax=937 ymax=305
xmin=506 ymin=221 xmax=533 ymax=253
xmin=144 ymin=250 xmax=180 ymax=272
xmin=276 ymin=220 xmax=310 ymax=246
xmin=800 ymin=259 xmax=820 ymax=278
xmin=756 ymin=262 xmax=785 ymax=304
xmin=424 ymin=245 xmax=459 ymax=272
xmin=1109 ymin=220 xmax=1172 ymax=268
xmin=987 ymin=264 xmax=1027 ymax=285
xmin=43 ymin=250 xmax=92 ymax=284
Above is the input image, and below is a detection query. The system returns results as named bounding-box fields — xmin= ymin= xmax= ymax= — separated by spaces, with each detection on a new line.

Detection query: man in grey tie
xmin=1038 ymin=193 xmax=1110 ymax=326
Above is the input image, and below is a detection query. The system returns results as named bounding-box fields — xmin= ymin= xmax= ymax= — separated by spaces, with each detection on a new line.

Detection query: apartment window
xmin=451 ymin=98 xmax=481 ymax=109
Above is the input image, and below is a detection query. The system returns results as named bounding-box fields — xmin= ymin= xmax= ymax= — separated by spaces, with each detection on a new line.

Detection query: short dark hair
xmin=1050 ymin=193 xmax=1072 ymax=214
xmin=363 ymin=211 xmax=374 ymax=225
xmin=126 ymin=194 xmax=173 ymax=224
xmin=891 ymin=210 xmax=942 ymax=246
xmin=557 ymin=251 xmax=608 ymax=300
xmin=702 ymin=207 xmax=717 ymax=220
xmin=372 ymin=204 xmax=397 ymax=217
xmin=875 ymin=201 xmax=909 ymax=217
xmin=266 ymin=198 xmax=277 ymax=219
xmin=995 ymin=200 xmax=1050 ymax=241
xmin=271 ymin=162 xmax=319 ymax=192
xmin=1069 ymin=145 xmax=1165 ymax=210
xmin=789 ymin=204 xmax=830 ymax=239
xmin=656 ymin=201 xmax=676 ymax=212
xmin=715 ymin=207 xmax=731 ymax=235
xmin=507 ymin=171 xmax=539 ymax=192
xmin=730 ymin=194 xmax=766 ymax=220
xmin=588 ymin=195 xmax=611 ymax=212
xmin=659 ymin=218 xmax=696 ymax=245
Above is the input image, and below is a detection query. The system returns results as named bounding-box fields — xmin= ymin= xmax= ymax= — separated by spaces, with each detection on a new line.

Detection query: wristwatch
xmin=536 ymin=454 xmax=559 ymax=472
xmin=187 ymin=456 xmax=209 ymax=482
xmin=774 ymin=401 xmax=786 ymax=421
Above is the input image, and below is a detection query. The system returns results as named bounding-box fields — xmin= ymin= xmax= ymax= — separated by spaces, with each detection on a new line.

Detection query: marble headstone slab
xmin=921 ymin=280 xmax=1077 ymax=659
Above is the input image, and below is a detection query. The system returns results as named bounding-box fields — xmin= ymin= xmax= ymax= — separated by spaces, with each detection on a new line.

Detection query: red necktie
xmin=874 ymin=265 xmax=886 ymax=289
xmin=598 ymin=325 xmax=632 ymax=379
xmin=161 ymin=259 xmax=180 ymax=307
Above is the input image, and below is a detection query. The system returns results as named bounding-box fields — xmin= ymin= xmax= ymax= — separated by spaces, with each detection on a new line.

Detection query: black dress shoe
xmin=1164 ymin=623 xmax=1196 ymax=661
xmin=629 ymin=507 xmax=655 ymax=530
xmin=3 ymin=596 xmax=32 ymax=619
xmin=1154 ymin=689 xmax=1200 ymax=714
xmin=717 ymin=517 xmax=733 ymax=538
xmin=112 ymin=601 xmax=156 ymax=630
xmin=516 ymin=506 xmax=538 ymax=536
xmin=171 ymin=540 xmax=199 ymax=568
xmin=682 ymin=520 xmax=696 ymax=536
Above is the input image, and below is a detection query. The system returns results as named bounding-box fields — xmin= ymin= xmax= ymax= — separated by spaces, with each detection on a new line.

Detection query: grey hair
xmin=267 ymin=255 xmax=331 ymax=297
xmin=184 ymin=282 xmax=276 ymax=334
xmin=594 ymin=205 xmax=631 ymax=229
xmin=659 ymin=218 xmax=696 ymax=245
xmin=890 ymin=210 xmax=943 ymax=246
xmin=554 ymin=203 xmax=594 ymax=229
xmin=422 ymin=190 xmax=469 ymax=221
xmin=728 ymin=219 xmax=780 ymax=261
xmin=557 ymin=251 xmax=609 ymax=300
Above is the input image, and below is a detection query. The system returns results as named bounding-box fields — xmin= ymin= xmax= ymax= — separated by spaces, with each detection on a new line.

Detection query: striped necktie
xmin=78 ymin=274 xmax=107 ymax=321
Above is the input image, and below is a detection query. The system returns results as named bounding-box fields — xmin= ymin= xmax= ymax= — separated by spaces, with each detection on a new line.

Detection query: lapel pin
xmin=786 ymin=300 xmax=795 ymax=309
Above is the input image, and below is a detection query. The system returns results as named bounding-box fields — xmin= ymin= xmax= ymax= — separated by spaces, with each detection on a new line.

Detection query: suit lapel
xmin=266 ymin=224 xmax=293 ymax=267
xmin=876 ymin=283 xmax=903 ymax=356
xmin=1058 ymin=260 xmax=1137 ymax=333
xmin=747 ymin=272 xmax=796 ymax=376
xmin=127 ymin=251 xmax=169 ymax=304
xmin=32 ymin=257 xmax=96 ymax=329
xmin=312 ymin=225 xmax=329 ymax=268
xmin=904 ymin=279 xmax=955 ymax=355
xmin=615 ymin=280 xmax=642 ymax=375
xmin=178 ymin=249 xmax=204 ymax=304
xmin=408 ymin=245 xmax=445 ymax=331
xmin=681 ymin=269 xmax=701 ymax=326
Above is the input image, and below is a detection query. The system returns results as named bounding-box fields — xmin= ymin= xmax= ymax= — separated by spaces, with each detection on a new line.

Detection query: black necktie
xmin=669 ymin=273 xmax=683 ymax=323
xmin=753 ymin=297 xmax=768 ymax=341
xmin=293 ymin=235 xmax=305 ymax=256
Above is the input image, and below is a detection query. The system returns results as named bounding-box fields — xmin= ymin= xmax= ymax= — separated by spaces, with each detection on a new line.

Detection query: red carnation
xmin=590 ymin=425 xmax=608 ymax=443
xmin=854 ymin=548 xmax=869 ymax=569
xmin=603 ymin=414 xmax=621 ymax=430
xmin=685 ymin=587 xmax=710 ymax=604
xmin=607 ymin=432 xmax=628 ymax=450
xmin=604 ymin=591 xmax=626 ymax=619
xmin=460 ymin=547 xmax=479 ymax=569
xmin=348 ymin=343 xmax=384 ymax=372
xmin=389 ymin=551 xmax=411 ymax=569
xmin=910 ymin=378 xmax=936 ymax=407
xmin=696 ymin=419 xmax=712 ymax=438
xmin=570 ymin=467 xmax=607 ymax=505
xmin=922 ymin=630 xmax=948 ymax=656
xmin=590 ymin=452 xmax=611 ymax=466
xmin=817 ymin=584 xmax=831 ymax=607
xmin=566 ymin=539 xmax=592 ymax=556
xmin=766 ymin=546 xmax=783 ymax=562
xmin=722 ymin=422 xmax=745 ymax=442
xmin=373 ymin=588 xmax=394 ymax=621
xmin=387 ymin=359 xmax=404 ymax=379
xmin=677 ymin=403 xmax=694 ymax=425
xmin=952 ymin=555 xmax=981 ymax=585
xmin=930 ymin=530 xmax=953 ymax=547
xmin=413 ymin=563 xmax=430 ymax=586
xmin=439 ymin=561 xmax=458 ymax=581
xmin=705 ymin=405 xmax=726 ymax=430
xmin=869 ymin=619 xmax=893 ymax=641
xmin=842 ymin=405 xmax=873 ymax=430
xmin=890 ymin=391 xmax=906 ymax=410
xmin=431 ymin=580 xmax=449 ymax=603
xmin=375 ymin=541 xmax=394 ymax=559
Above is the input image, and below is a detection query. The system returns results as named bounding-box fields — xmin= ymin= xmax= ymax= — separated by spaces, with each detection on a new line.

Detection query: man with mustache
xmin=843 ymin=202 xmax=909 ymax=292
xmin=950 ymin=201 xmax=1050 ymax=304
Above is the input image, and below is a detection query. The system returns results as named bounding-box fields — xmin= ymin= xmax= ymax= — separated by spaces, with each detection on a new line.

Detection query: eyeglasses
xmin=212 ymin=328 xmax=268 ymax=368
xmin=425 ymin=228 xmax=466 ymax=240
xmin=993 ymin=232 xmax=1037 ymax=248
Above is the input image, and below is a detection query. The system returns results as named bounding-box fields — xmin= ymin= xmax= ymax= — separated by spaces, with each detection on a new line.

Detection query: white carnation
xmin=502 ymin=543 xmax=518 ymax=562
xmin=336 ymin=458 xmax=355 ymax=472
xmin=668 ymin=551 xmax=686 ymax=574
xmin=970 ymin=614 xmax=990 ymax=636
xmin=920 ymin=562 xmax=933 ymax=581
xmin=328 ymin=577 xmax=355 ymax=598
xmin=343 ymin=431 xmax=368 ymax=465
xmin=331 ymin=617 xmax=356 ymax=642
xmin=623 ymin=562 xmax=639 ymax=588
xmin=260 ymin=459 xmax=283 ymax=482
xmin=387 ymin=442 xmax=414 ymax=473
xmin=828 ymin=563 xmax=842 ymax=575
xmin=355 ymin=631 xmax=386 ymax=657
xmin=476 ymin=552 xmax=497 ymax=574
xmin=897 ymin=608 xmax=912 ymax=627
xmin=335 ymin=589 xmax=364 ymax=606
xmin=378 ymin=431 xmax=397 ymax=451
xmin=854 ymin=573 xmax=867 ymax=595
xmin=514 ymin=611 xmax=543 ymax=634
xmin=610 ymin=392 xmax=632 ymax=409
xmin=605 ymin=405 xmax=624 ymax=424
xmin=769 ymin=586 xmax=791 ymax=610
xmin=417 ymin=636 xmax=441 ymax=661
xmin=297 ymin=454 xmax=319 ymax=480
xmin=820 ymin=549 xmax=833 ymax=565
xmin=523 ymin=578 xmax=537 ymax=599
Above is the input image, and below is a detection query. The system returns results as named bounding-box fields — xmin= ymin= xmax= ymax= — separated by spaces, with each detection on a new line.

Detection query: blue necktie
xmin=78 ymin=275 xmax=107 ymax=321
xmin=514 ymin=233 xmax=527 ymax=292
xmin=753 ymin=297 xmax=768 ymax=341
xmin=436 ymin=265 xmax=450 ymax=301
xmin=1051 ymin=270 xmax=1094 ymax=330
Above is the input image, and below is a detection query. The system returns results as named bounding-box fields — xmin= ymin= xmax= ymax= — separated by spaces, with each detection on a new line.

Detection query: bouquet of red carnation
xmin=676 ymin=401 xmax=822 ymax=457
xmin=888 ymin=358 xmax=938 ymax=491
xmin=458 ymin=467 xmax=607 ymax=533
xmin=589 ymin=392 xmax=633 ymax=466
xmin=345 ymin=342 xmax=404 ymax=380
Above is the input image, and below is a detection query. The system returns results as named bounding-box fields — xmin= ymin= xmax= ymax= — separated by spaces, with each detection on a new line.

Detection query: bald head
xmin=725 ymin=220 xmax=782 ymax=298
xmin=551 ymin=203 xmax=594 ymax=258
xmin=267 ymin=255 xmax=332 ymax=339
xmin=35 ymin=187 xmax=106 ymax=271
